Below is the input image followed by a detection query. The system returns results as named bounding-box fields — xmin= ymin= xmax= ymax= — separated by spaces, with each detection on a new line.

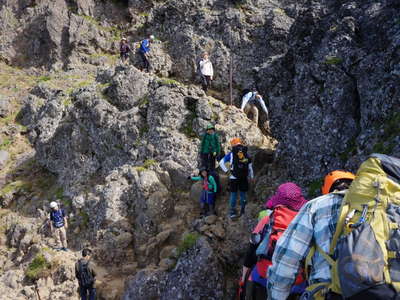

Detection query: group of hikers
xmin=120 ymin=36 xmax=269 ymax=124
xmin=236 ymin=154 xmax=400 ymax=300
xmin=48 ymin=202 xmax=96 ymax=300
xmin=189 ymin=124 xmax=255 ymax=219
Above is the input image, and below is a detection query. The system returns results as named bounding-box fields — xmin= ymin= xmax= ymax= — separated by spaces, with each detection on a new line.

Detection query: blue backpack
xmin=50 ymin=209 xmax=65 ymax=228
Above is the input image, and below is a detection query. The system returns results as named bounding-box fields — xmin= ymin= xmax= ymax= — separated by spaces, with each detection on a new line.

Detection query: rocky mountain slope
xmin=0 ymin=0 xmax=399 ymax=299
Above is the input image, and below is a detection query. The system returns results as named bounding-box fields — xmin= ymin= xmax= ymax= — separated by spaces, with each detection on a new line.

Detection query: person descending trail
xmin=138 ymin=34 xmax=154 ymax=72
xmin=241 ymin=89 xmax=269 ymax=125
xmin=266 ymin=169 xmax=359 ymax=300
xmin=75 ymin=248 xmax=97 ymax=300
xmin=119 ymin=38 xmax=131 ymax=64
xmin=49 ymin=201 xmax=68 ymax=251
xmin=198 ymin=52 xmax=214 ymax=92
xmin=239 ymin=183 xmax=308 ymax=300
xmin=200 ymin=124 xmax=221 ymax=171
xmin=219 ymin=138 xmax=254 ymax=219
xmin=188 ymin=167 xmax=218 ymax=216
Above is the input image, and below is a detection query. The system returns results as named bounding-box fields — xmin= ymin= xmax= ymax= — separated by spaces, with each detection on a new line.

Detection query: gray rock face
xmin=123 ymin=237 xmax=224 ymax=300
xmin=0 ymin=97 xmax=11 ymax=118
xmin=0 ymin=150 xmax=10 ymax=169
xmin=254 ymin=0 xmax=400 ymax=189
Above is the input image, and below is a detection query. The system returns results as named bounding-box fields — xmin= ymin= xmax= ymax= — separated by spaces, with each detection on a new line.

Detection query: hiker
xmin=49 ymin=201 xmax=68 ymax=251
xmin=199 ymin=124 xmax=221 ymax=171
xmin=198 ymin=52 xmax=214 ymax=92
xmin=138 ymin=34 xmax=154 ymax=72
xmin=266 ymin=170 xmax=359 ymax=300
xmin=219 ymin=138 xmax=254 ymax=218
xmin=75 ymin=248 xmax=97 ymax=300
xmin=119 ymin=38 xmax=131 ymax=64
xmin=241 ymin=90 xmax=269 ymax=124
xmin=239 ymin=183 xmax=308 ymax=300
xmin=188 ymin=167 xmax=217 ymax=216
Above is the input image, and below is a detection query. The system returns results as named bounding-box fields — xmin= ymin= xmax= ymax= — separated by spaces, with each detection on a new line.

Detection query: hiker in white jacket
xmin=198 ymin=52 xmax=214 ymax=92
xmin=241 ymin=90 xmax=269 ymax=124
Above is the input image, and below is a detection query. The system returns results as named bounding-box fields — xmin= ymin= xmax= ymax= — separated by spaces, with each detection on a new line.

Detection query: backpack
xmin=77 ymin=260 xmax=94 ymax=288
xmin=255 ymin=206 xmax=305 ymax=285
xmin=50 ymin=209 xmax=65 ymax=228
xmin=231 ymin=145 xmax=250 ymax=180
xmin=304 ymin=154 xmax=400 ymax=299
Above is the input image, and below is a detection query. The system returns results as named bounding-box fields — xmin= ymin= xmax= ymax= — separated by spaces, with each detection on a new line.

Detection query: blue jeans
xmin=80 ymin=286 xmax=96 ymax=300
xmin=229 ymin=191 xmax=246 ymax=210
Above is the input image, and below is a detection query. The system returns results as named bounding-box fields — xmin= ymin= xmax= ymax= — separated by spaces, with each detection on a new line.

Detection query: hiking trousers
xmin=54 ymin=226 xmax=67 ymax=249
xmin=244 ymin=103 xmax=259 ymax=124
xmin=139 ymin=51 xmax=150 ymax=72
xmin=79 ymin=285 xmax=96 ymax=300
xmin=201 ymin=75 xmax=212 ymax=91
xmin=201 ymin=152 xmax=216 ymax=171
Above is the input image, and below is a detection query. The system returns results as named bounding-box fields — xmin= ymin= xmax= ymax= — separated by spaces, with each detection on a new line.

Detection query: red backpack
xmin=255 ymin=206 xmax=305 ymax=285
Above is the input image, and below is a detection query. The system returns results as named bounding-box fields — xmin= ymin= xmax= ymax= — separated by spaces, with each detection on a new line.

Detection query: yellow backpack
xmin=304 ymin=154 xmax=400 ymax=299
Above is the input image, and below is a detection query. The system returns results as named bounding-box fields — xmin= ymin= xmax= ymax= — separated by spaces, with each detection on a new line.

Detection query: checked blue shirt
xmin=267 ymin=191 xmax=345 ymax=300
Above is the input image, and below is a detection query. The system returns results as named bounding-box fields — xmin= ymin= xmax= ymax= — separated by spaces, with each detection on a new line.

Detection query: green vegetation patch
xmin=157 ymin=78 xmax=181 ymax=86
xmin=37 ymin=75 xmax=51 ymax=82
xmin=135 ymin=159 xmax=157 ymax=172
xmin=26 ymin=254 xmax=52 ymax=281
xmin=177 ymin=233 xmax=200 ymax=257
xmin=308 ymin=178 xmax=323 ymax=198
xmin=0 ymin=137 xmax=12 ymax=150
xmin=324 ymin=56 xmax=343 ymax=65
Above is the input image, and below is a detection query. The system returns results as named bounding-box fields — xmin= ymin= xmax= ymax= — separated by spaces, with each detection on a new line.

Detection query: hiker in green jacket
xmin=200 ymin=124 xmax=221 ymax=171
xmin=188 ymin=167 xmax=218 ymax=216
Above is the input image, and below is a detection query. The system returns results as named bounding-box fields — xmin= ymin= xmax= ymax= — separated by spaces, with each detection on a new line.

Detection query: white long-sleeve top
xmin=241 ymin=92 xmax=269 ymax=116
xmin=199 ymin=59 xmax=214 ymax=77
xmin=219 ymin=152 xmax=254 ymax=180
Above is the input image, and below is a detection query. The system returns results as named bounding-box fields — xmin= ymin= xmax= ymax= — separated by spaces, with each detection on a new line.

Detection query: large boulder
xmin=123 ymin=237 xmax=224 ymax=300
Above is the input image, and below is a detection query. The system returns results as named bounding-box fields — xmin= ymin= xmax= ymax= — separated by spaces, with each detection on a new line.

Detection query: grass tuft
xmin=177 ymin=233 xmax=200 ymax=257
xmin=26 ymin=254 xmax=52 ymax=281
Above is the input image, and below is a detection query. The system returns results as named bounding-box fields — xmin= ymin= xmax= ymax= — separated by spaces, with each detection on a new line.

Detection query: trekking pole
xmin=35 ymin=283 xmax=42 ymax=300
xmin=229 ymin=52 xmax=233 ymax=106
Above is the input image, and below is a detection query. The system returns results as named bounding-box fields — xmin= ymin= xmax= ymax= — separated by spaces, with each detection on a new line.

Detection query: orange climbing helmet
xmin=230 ymin=138 xmax=242 ymax=146
xmin=321 ymin=170 xmax=356 ymax=195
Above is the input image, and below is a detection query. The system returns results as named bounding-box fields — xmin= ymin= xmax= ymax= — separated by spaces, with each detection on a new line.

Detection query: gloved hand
xmin=213 ymin=152 xmax=217 ymax=156
xmin=187 ymin=176 xmax=192 ymax=180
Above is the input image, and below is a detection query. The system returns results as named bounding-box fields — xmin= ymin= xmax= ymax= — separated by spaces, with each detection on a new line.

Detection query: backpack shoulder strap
xmin=305 ymin=193 xmax=348 ymax=279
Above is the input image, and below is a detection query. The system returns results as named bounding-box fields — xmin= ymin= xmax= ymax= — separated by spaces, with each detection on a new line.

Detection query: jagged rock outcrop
xmin=16 ymin=64 xmax=274 ymax=298
xmin=123 ymin=237 xmax=224 ymax=300
xmin=255 ymin=0 xmax=400 ymax=188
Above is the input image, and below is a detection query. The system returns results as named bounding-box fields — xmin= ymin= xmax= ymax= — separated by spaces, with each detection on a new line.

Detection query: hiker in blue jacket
xmin=139 ymin=34 xmax=155 ymax=72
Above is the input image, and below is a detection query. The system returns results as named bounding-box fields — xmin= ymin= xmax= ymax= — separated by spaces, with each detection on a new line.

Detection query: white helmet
xmin=149 ymin=35 xmax=155 ymax=40
xmin=50 ymin=201 xmax=58 ymax=209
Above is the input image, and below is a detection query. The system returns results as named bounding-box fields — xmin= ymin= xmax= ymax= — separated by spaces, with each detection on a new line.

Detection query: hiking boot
xmin=240 ymin=206 xmax=246 ymax=217
xmin=229 ymin=209 xmax=237 ymax=219
xmin=61 ymin=247 xmax=68 ymax=252
xmin=209 ymin=204 xmax=216 ymax=216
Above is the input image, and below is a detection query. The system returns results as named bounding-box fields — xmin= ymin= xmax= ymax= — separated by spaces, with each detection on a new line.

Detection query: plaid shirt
xmin=267 ymin=192 xmax=345 ymax=300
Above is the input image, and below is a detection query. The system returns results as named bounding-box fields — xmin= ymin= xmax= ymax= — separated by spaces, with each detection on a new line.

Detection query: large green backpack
xmin=304 ymin=154 xmax=400 ymax=299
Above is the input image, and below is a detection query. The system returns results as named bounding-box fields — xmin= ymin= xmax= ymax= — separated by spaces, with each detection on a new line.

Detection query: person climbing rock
xmin=188 ymin=167 xmax=218 ymax=216
xmin=241 ymin=182 xmax=308 ymax=300
xmin=219 ymin=138 xmax=254 ymax=218
xmin=119 ymin=37 xmax=131 ymax=64
xmin=266 ymin=170 xmax=358 ymax=300
xmin=241 ymin=90 xmax=269 ymax=124
xmin=49 ymin=201 xmax=68 ymax=251
xmin=199 ymin=124 xmax=221 ymax=171
xmin=138 ymin=34 xmax=155 ymax=72
xmin=75 ymin=248 xmax=97 ymax=300
xmin=198 ymin=52 xmax=214 ymax=92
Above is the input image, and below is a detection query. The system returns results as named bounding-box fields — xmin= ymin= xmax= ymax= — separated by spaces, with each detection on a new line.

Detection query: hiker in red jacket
xmin=239 ymin=182 xmax=308 ymax=300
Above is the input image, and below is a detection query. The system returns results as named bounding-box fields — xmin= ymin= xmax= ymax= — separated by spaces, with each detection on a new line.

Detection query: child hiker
xmin=188 ymin=167 xmax=217 ymax=216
